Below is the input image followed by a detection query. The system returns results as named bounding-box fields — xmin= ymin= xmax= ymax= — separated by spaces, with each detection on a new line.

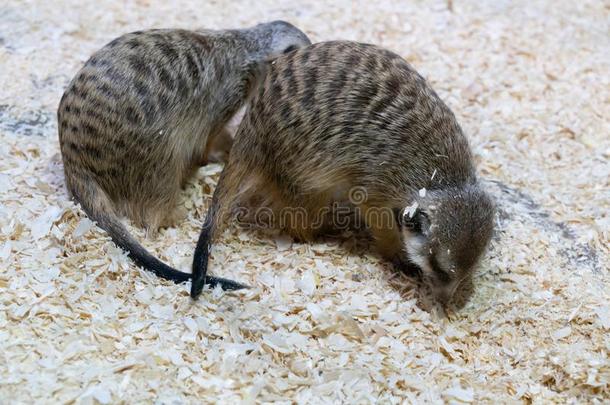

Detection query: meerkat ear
xmin=400 ymin=208 xmax=431 ymax=236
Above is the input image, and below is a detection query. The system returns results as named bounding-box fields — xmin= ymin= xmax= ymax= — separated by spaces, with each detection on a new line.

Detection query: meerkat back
xmin=58 ymin=22 xmax=310 ymax=288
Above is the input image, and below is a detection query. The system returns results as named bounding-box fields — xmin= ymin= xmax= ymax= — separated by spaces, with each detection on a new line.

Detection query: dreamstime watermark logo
xmin=213 ymin=186 xmax=409 ymax=232
xmin=348 ymin=186 xmax=368 ymax=205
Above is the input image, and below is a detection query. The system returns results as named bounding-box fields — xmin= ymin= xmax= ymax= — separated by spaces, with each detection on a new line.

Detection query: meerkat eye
xmin=283 ymin=45 xmax=298 ymax=54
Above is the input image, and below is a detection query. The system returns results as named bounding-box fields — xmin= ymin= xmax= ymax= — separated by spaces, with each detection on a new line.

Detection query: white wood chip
xmin=552 ymin=326 xmax=572 ymax=341
xmin=594 ymin=305 xmax=610 ymax=330
xmin=30 ymin=206 xmax=63 ymax=239
xmin=443 ymin=386 xmax=474 ymax=403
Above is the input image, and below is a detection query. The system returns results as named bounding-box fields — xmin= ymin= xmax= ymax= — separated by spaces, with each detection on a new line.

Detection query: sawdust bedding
xmin=0 ymin=0 xmax=608 ymax=403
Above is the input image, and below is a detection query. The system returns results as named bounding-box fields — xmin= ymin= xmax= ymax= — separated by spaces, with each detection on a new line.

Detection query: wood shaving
xmin=0 ymin=0 xmax=608 ymax=402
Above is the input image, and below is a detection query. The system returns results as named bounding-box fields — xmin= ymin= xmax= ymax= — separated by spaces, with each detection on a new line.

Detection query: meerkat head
xmin=247 ymin=20 xmax=311 ymax=60
xmin=400 ymin=184 xmax=495 ymax=309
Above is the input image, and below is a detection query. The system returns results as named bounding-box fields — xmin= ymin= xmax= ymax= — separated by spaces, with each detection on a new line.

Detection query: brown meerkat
xmin=58 ymin=21 xmax=311 ymax=289
xmin=190 ymin=41 xmax=495 ymax=307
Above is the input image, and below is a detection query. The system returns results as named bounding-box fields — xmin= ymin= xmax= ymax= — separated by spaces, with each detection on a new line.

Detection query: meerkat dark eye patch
xmin=283 ymin=45 xmax=298 ymax=54
xmin=397 ymin=207 xmax=430 ymax=234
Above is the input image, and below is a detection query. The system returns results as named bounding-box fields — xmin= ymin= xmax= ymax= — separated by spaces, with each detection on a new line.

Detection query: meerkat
xmin=190 ymin=41 xmax=496 ymax=307
xmin=58 ymin=21 xmax=311 ymax=289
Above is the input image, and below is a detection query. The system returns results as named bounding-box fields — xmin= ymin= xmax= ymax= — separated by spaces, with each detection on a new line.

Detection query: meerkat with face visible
xmin=58 ymin=21 xmax=310 ymax=288
xmin=190 ymin=41 xmax=495 ymax=307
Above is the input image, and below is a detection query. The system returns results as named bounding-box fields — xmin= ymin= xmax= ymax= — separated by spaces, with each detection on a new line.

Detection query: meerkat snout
xmin=400 ymin=185 xmax=496 ymax=308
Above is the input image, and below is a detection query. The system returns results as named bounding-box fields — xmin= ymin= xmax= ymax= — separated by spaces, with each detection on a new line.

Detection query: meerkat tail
xmin=191 ymin=190 xmax=233 ymax=298
xmin=191 ymin=162 xmax=248 ymax=299
xmin=191 ymin=204 xmax=216 ymax=299
xmin=72 ymin=176 xmax=246 ymax=290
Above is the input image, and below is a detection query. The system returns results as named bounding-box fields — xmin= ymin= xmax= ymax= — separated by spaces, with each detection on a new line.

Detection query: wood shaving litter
xmin=0 ymin=0 xmax=608 ymax=403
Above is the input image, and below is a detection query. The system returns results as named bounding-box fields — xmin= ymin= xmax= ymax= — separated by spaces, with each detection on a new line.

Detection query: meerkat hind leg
xmin=123 ymin=173 xmax=184 ymax=239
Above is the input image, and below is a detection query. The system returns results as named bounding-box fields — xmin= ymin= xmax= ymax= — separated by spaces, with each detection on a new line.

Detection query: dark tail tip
xmin=190 ymin=271 xmax=206 ymax=299
xmin=191 ymin=275 xmax=250 ymax=299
